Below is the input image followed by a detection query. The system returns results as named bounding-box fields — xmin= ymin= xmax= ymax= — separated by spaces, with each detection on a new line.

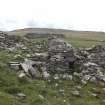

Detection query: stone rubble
xmin=5 ymin=33 xmax=105 ymax=84
xmin=0 ymin=31 xmax=21 ymax=49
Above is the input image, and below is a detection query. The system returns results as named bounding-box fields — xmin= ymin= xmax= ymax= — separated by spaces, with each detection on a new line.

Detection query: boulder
xmin=20 ymin=59 xmax=37 ymax=78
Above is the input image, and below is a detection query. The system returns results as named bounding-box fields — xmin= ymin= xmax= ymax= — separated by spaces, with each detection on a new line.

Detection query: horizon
xmin=4 ymin=27 xmax=105 ymax=33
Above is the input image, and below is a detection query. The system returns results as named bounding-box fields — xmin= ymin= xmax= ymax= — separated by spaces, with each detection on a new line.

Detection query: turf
xmin=0 ymin=32 xmax=105 ymax=105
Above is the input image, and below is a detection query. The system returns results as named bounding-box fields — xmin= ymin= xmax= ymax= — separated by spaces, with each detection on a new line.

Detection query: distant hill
xmin=8 ymin=28 xmax=71 ymax=35
xmin=7 ymin=28 xmax=105 ymax=38
xmin=7 ymin=28 xmax=105 ymax=43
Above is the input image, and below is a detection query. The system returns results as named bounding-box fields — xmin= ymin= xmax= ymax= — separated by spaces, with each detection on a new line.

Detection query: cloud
xmin=27 ymin=19 xmax=38 ymax=28
xmin=0 ymin=0 xmax=105 ymax=31
xmin=0 ymin=22 xmax=6 ymax=31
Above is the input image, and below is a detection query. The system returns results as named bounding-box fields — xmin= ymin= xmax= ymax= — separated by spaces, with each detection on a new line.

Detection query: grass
xmin=0 ymin=33 xmax=105 ymax=105
xmin=0 ymin=65 xmax=105 ymax=105
xmin=0 ymin=66 xmax=102 ymax=105
xmin=65 ymin=35 xmax=105 ymax=48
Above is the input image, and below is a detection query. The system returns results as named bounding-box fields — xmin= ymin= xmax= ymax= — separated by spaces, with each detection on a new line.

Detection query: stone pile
xmin=9 ymin=37 xmax=76 ymax=79
xmin=47 ymin=37 xmax=76 ymax=74
xmin=0 ymin=31 xmax=8 ymax=48
xmin=75 ymin=45 xmax=105 ymax=84
xmin=0 ymin=31 xmax=20 ymax=49
xmin=9 ymin=36 xmax=105 ymax=84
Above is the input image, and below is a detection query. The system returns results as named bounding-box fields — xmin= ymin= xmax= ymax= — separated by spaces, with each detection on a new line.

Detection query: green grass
xmin=0 ymin=34 xmax=105 ymax=105
xmin=0 ymin=51 xmax=105 ymax=105
xmin=65 ymin=35 xmax=105 ymax=48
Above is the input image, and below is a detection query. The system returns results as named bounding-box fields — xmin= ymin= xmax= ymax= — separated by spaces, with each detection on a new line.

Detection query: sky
xmin=0 ymin=0 xmax=105 ymax=31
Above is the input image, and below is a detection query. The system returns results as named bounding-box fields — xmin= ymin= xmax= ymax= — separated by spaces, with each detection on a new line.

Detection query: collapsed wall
xmin=0 ymin=31 xmax=23 ymax=49
xmin=47 ymin=37 xmax=76 ymax=73
xmin=8 ymin=35 xmax=105 ymax=84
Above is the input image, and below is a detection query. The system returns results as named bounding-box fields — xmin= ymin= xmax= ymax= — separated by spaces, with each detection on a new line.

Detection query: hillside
xmin=8 ymin=28 xmax=105 ymax=48
xmin=8 ymin=28 xmax=105 ymax=37
xmin=0 ymin=28 xmax=105 ymax=105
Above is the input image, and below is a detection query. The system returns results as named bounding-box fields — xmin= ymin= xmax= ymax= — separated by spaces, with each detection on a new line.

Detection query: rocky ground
xmin=1 ymin=31 xmax=105 ymax=105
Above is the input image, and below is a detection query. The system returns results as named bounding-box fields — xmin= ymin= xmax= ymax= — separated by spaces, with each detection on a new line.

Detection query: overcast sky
xmin=0 ymin=0 xmax=105 ymax=31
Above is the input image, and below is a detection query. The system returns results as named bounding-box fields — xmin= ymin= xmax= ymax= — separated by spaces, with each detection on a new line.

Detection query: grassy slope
xmin=8 ymin=28 xmax=105 ymax=47
xmin=0 ymin=53 xmax=104 ymax=105
xmin=1 ymin=28 xmax=105 ymax=105
xmin=65 ymin=31 xmax=105 ymax=48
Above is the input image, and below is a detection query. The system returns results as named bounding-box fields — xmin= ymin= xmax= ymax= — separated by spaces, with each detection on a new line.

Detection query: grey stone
xmin=9 ymin=62 xmax=20 ymax=70
xmin=90 ymin=77 xmax=97 ymax=83
xmin=16 ymin=93 xmax=26 ymax=99
xmin=18 ymin=71 xmax=26 ymax=78
xmin=20 ymin=59 xmax=37 ymax=78
xmin=81 ymin=80 xmax=87 ymax=85
xmin=75 ymin=86 xmax=82 ymax=90
xmin=91 ymin=93 xmax=97 ymax=97
xmin=71 ymin=90 xmax=80 ymax=96
xmin=38 ymin=94 xmax=45 ymax=100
